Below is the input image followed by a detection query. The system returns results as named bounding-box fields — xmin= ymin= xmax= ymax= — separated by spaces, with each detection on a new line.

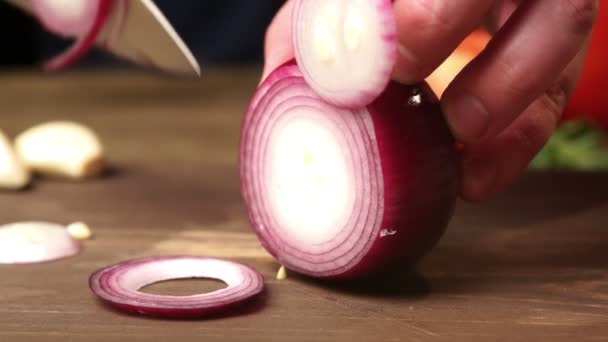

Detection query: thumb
xmin=261 ymin=0 xmax=296 ymax=83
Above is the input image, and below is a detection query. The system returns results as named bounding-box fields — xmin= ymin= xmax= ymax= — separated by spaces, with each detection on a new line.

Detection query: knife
xmin=4 ymin=0 xmax=201 ymax=76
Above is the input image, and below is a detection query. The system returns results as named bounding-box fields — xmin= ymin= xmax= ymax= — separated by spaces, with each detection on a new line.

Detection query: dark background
xmin=0 ymin=0 xmax=284 ymax=68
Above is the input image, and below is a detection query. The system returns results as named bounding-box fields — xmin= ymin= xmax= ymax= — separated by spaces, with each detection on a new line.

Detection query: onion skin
xmin=240 ymin=61 xmax=459 ymax=280
xmin=349 ymin=79 xmax=460 ymax=279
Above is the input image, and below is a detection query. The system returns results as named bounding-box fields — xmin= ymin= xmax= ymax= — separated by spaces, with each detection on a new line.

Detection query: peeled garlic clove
xmin=276 ymin=265 xmax=287 ymax=280
xmin=15 ymin=121 xmax=105 ymax=179
xmin=0 ymin=130 xmax=31 ymax=190
xmin=66 ymin=221 xmax=93 ymax=240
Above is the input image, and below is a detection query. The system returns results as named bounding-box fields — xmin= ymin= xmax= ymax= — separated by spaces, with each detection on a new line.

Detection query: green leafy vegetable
xmin=530 ymin=120 xmax=608 ymax=171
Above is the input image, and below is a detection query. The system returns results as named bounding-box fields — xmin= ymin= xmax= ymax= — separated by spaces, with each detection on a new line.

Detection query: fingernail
xmin=260 ymin=67 xmax=270 ymax=85
xmin=261 ymin=47 xmax=295 ymax=85
xmin=260 ymin=62 xmax=274 ymax=85
xmin=443 ymin=95 xmax=490 ymax=143
xmin=461 ymin=156 xmax=496 ymax=202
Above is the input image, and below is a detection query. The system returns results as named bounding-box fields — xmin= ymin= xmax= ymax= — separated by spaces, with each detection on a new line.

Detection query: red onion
xmin=0 ymin=222 xmax=81 ymax=264
xmin=292 ymin=0 xmax=397 ymax=108
xmin=29 ymin=0 xmax=114 ymax=70
xmin=89 ymin=256 xmax=265 ymax=318
xmin=240 ymin=62 xmax=459 ymax=280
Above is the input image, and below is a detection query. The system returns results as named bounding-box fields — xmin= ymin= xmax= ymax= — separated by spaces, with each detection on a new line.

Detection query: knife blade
xmin=4 ymin=0 xmax=201 ymax=76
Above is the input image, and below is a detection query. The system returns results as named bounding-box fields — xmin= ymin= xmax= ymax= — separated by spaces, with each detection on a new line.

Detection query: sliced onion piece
xmin=0 ymin=222 xmax=81 ymax=264
xmin=29 ymin=0 xmax=115 ymax=70
xmin=240 ymin=61 xmax=459 ymax=280
xmin=30 ymin=0 xmax=100 ymax=36
xmin=89 ymin=256 xmax=265 ymax=318
xmin=292 ymin=0 xmax=397 ymax=108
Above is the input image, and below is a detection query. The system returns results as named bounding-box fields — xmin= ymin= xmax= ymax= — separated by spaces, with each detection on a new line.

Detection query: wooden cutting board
xmin=0 ymin=69 xmax=607 ymax=341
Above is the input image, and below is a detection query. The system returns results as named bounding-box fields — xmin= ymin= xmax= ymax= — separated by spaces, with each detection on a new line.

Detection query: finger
xmin=442 ymin=0 xmax=600 ymax=144
xmin=460 ymin=38 xmax=592 ymax=202
xmin=261 ymin=0 xmax=295 ymax=82
xmin=486 ymin=0 xmax=521 ymax=33
xmin=392 ymin=0 xmax=496 ymax=83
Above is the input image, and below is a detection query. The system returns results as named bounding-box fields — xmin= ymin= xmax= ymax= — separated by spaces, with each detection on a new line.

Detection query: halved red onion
xmin=89 ymin=256 xmax=265 ymax=318
xmin=292 ymin=0 xmax=397 ymax=108
xmin=0 ymin=222 xmax=81 ymax=264
xmin=29 ymin=0 xmax=115 ymax=70
xmin=240 ymin=62 xmax=459 ymax=280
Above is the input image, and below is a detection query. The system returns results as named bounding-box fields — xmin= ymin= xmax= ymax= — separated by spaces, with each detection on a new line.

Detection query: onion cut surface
xmin=240 ymin=62 xmax=459 ymax=280
xmin=89 ymin=256 xmax=265 ymax=318
xmin=29 ymin=0 xmax=115 ymax=70
xmin=0 ymin=222 xmax=81 ymax=264
xmin=292 ymin=0 xmax=397 ymax=108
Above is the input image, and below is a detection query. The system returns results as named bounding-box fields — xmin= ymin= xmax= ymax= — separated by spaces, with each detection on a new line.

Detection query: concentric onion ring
xmin=240 ymin=61 xmax=459 ymax=280
xmin=89 ymin=256 xmax=265 ymax=318
xmin=292 ymin=0 xmax=398 ymax=108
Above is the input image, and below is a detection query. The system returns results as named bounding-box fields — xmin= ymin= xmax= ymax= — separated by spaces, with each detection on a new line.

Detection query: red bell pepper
xmin=562 ymin=5 xmax=608 ymax=130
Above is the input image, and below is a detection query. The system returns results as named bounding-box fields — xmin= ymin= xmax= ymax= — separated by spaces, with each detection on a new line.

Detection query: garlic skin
xmin=15 ymin=121 xmax=105 ymax=179
xmin=0 ymin=130 xmax=31 ymax=190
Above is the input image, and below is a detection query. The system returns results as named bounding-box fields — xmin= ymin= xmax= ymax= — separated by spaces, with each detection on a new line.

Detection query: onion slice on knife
xmin=89 ymin=256 xmax=265 ymax=318
xmin=0 ymin=222 xmax=81 ymax=264
xmin=292 ymin=0 xmax=398 ymax=108
xmin=29 ymin=0 xmax=115 ymax=70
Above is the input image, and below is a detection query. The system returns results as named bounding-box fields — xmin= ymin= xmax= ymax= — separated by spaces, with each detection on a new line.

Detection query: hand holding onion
xmin=242 ymin=0 xmax=463 ymax=280
xmin=88 ymin=0 xmax=601 ymax=318
xmin=263 ymin=0 xmax=600 ymax=202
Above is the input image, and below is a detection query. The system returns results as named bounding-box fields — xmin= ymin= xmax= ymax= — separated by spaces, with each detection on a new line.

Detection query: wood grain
xmin=0 ymin=69 xmax=607 ymax=341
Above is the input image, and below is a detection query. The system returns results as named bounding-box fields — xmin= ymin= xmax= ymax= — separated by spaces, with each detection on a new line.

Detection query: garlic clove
xmin=276 ymin=265 xmax=288 ymax=280
xmin=66 ymin=221 xmax=93 ymax=240
xmin=0 ymin=130 xmax=31 ymax=190
xmin=14 ymin=121 xmax=105 ymax=179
